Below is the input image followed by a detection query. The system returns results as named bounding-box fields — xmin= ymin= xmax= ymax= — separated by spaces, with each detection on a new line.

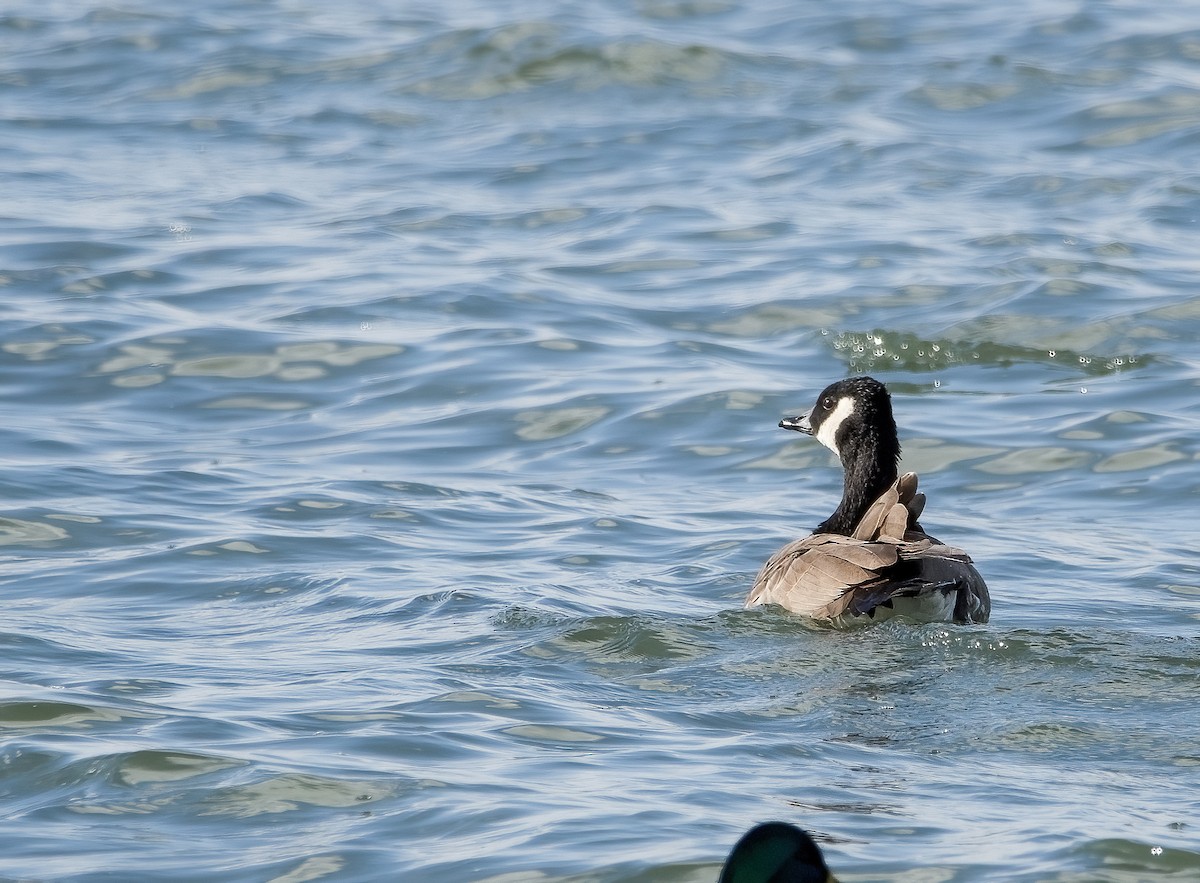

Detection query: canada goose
xmin=719 ymin=822 xmax=839 ymax=883
xmin=746 ymin=376 xmax=990 ymax=625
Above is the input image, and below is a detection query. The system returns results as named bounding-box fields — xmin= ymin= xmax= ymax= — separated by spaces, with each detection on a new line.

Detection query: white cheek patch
xmin=814 ymin=396 xmax=855 ymax=459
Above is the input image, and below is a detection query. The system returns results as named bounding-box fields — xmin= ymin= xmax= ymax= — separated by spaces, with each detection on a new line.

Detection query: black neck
xmin=815 ymin=428 xmax=899 ymax=536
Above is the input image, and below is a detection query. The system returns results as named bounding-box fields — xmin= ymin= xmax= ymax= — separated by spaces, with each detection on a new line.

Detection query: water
xmin=2 ymin=1 xmax=1199 ymax=880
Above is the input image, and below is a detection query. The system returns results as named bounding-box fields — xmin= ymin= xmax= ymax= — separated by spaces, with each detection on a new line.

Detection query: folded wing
xmin=746 ymin=472 xmax=990 ymax=624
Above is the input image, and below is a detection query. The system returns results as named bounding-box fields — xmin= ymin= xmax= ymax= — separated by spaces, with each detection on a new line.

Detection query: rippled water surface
xmin=3 ymin=1 xmax=1200 ymax=880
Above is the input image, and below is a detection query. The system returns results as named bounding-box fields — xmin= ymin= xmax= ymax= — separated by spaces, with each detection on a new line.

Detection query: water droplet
xmin=1048 ymin=350 xmax=1056 ymax=358
xmin=1080 ymin=387 xmax=1088 ymax=394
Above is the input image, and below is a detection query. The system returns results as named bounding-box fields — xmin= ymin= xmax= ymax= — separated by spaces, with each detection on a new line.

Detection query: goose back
xmin=746 ymin=472 xmax=990 ymax=625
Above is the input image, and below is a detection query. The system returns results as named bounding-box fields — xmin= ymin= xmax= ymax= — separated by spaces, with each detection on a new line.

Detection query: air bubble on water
xmin=1080 ymin=387 xmax=1087 ymax=394
xmin=931 ymin=344 xmax=941 ymax=353
xmin=934 ymin=379 xmax=941 ymax=388
xmin=1048 ymin=350 xmax=1056 ymax=358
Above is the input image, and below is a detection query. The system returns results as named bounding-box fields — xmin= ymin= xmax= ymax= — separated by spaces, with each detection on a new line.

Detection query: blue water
xmin=3 ymin=1 xmax=1200 ymax=880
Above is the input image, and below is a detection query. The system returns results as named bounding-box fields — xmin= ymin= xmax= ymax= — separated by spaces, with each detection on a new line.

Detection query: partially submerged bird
xmin=746 ymin=376 xmax=989 ymax=625
xmin=719 ymin=822 xmax=838 ymax=883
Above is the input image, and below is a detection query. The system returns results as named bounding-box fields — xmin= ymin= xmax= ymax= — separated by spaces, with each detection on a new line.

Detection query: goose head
xmin=719 ymin=822 xmax=838 ymax=883
xmin=780 ymin=376 xmax=901 ymax=536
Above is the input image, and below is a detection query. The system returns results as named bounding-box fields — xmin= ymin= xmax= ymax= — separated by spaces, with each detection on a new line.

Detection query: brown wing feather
xmin=810 ymin=586 xmax=867 ymax=620
xmin=907 ymin=542 xmax=973 ymax=562
xmin=881 ymin=502 xmax=910 ymax=540
xmin=896 ymin=471 xmax=919 ymax=501
xmin=827 ymin=542 xmax=899 ymax=570
xmin=851 ymin=482 xmax=899 ymax=540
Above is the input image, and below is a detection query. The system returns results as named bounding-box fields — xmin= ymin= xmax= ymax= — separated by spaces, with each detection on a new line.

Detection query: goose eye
xmin=822 ymin=397 xmax=834 ymax=410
